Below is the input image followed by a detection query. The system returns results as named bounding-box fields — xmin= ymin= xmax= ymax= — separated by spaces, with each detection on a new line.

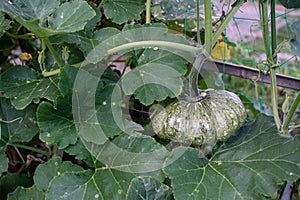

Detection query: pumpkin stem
xmin=188 ymin=52 xmax=207 ymax=99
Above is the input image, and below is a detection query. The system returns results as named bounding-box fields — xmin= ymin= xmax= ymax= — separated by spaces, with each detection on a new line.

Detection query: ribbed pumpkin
xmin=152 ymin=53 xmax=247 ymax=146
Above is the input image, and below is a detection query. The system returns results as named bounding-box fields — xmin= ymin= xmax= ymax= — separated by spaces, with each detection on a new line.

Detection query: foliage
xmin=0 ymin=0 xmax=299 ymax=200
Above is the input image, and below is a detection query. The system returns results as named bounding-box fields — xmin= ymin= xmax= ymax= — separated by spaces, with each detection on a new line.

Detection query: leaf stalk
xmin=146 ymin=0 xmax=151 ymax=24
xmin=43 ymin=38 xmax=64 ymax=67
xmin=281 ymin=92 xmax=300 ymax=133
xmin=259 ymin=0 xmax=281 ymax=131
xmin=9 ymin=143 xmax=50 ymax=156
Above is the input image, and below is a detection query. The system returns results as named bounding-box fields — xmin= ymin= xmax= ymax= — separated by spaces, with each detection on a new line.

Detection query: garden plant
xmin=0 ymin=0 xmax=300 ymax=199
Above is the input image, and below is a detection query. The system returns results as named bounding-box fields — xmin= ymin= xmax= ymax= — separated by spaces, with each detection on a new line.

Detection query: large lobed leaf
xmin=103 ymin=0 xmax=146 ymax=24
xmin=0 ymin=0 xmax=95 ymax=37
xmin=7 ymin=185 xmax=45 ymax=200
xmin=0 ymin=0 xmax=59 ymax=23
xmin=164 ymin=114 xmax=300 ymax=199
xmin=0 ymin=66 xmax=60 ymax=110
xmin=122 ymin=66 xmax=184 ymax=105
xmin=0 ymin=98 xmax=38 ymax=144
xmin=33 ymin=157 xmax=84 ymax=192
xmin=45 ymin=132 xmax=169 ymax=199
xmin=37 ymin=66 xmax=78 ymax=148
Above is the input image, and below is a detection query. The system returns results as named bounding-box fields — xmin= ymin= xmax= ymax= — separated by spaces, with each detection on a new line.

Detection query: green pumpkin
xmin=151 ymin=54 xmax=247 ymax=146
xmin=152 ymin=89 xmax=247 ymax=146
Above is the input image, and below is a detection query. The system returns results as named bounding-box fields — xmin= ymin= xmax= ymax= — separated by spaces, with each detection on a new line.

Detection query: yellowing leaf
xmin=212 ymin=35 xmax=231 ymax=60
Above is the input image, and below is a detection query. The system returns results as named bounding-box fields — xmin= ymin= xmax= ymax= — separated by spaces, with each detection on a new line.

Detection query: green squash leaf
xmin=49 ymin=27 xmax=120 ymax=58
xmin=127 ymin=177 xmax=173 ymax=200
xmin=122 ymin=63 xmax=183 ymax=105
xmin=46 ymin=167 xmax=166 ymax=200
xmin=0 ymin=98 xmax=38 ymax=143
xmin=0 ymin=66 xmax=60 ymax=110
xmin=103 ymin=0 xmax=146 ymax=24
xmin=0 ymin=0 xmax=95 ymax=37
xmin=48 ymin=1 xmax=96 ymax=33
xmin=33 ymin=157 xmax=84 ymax=192
xmin=0 ymin=0 xmax=59 ymax=24
xmin=7 ymin=185 xmax=45 ymax=200
xmin=164 ymin=114 xmax=300 ymax=199
xmin=82 ymin=133 xmax=168 ymax=174
xmin=0 ymin=12 xmax=11 ymax=38
xmin=0 ymin=173 xmax=33 ymax=200
xmin=37 ymin=66 xmax=78 ymax=148
xmin=278 ymin=0 xmax=300 ymax=8
xmin=64 ymin=139 xmax=95 ymax=168
xmin=37 ymin=101 xmax=77 ymax=148
xmin=45 ymin=170 xmax=97 ymax=200
xmin=290 ymin=21 xmax=300 ymax=56
xmin=94 ymin=84 xmax=124 ymax=138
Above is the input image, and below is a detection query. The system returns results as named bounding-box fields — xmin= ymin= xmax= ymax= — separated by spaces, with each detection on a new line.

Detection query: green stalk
xmin=282 ymin=92 xmax=300 ymax=133
xmin=97 ymin=0 xmax=105 ymax=9
xmin=204 ymin=0 xmax=212 ymax=55
xmin=5 ymin=31 xmax=34 ymax=40
xmin=185 ymin=0 xmax=205 ymax=99
xmin=9 ymin=143 xmax=50 ymax=156
xmin=196 ymin=0 xmax=201 ymax=45
xmin=260 ymin=0 xmax=281 ymax=131
xmin=188 ymin=53 xmax=206 ymax=98
xmin=146 ymin=0 xmax=151 ymax=24
xmin=107 ymin=41 xmax=199 ymax=55
xmin=212 ymin=0 xmax=245 ymax=46
xmin=270 ymin=0 xmax=277 ymax=61
xmin=43 ymin=41 xmax=200 ymax=77
xmin=43 ymin=38 xmax=64 ymax=67
xmin=42 ymin=69 xmax=60 ymax=77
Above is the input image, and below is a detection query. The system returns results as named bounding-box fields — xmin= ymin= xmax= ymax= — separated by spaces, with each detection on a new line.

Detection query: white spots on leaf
xmin=46 ymin=133 xmax=51 ymax=137
xmin=26 ymin=80 xmax=31 ymax=84
xmin=112 ymin=102 xmax=116 ymax=106
xmin=117 ymin=189 xmax=123 ymax=194
xmin=54 ymin=162 xmax=58 ymax=166
xmin=8 ymin=0 xmax=12 ymax=5
xmin=289 ymin=172 xmax=294 ymax=176
xmin=60 ymin=192 xmax=69 ymax=198
xmin=94 ymin=194 xmax=99 ymax=199
xmin=57 ymin=171 xmax=61 ymax=176
xmin=60 ymin=14 xmax=64 ymax=19
xmin=140 ymin=73 xmax=144 ymax=77
xmin=102 ymin=101 xmax=107 ymax=105
xmin=217 ymin=161 xmax=222 ymax=166
xmin=153 ymin=47 xmax=159 ymax=51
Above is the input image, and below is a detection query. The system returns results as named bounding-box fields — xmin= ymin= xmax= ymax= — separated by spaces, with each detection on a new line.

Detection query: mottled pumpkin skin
xmin=152 ymin=89 xmax=247 ymax=146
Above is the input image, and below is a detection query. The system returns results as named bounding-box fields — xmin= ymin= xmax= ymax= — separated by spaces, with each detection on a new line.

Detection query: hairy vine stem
xmin=259 ymin=0 xmax=281 ymax=131
xmin=282 ymin=92 xmax=300 ymax=133
xmin=146 ymin=0 xmax=151 ymax=24
xmin=204 ymin=0 xmax=212 ymax=55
